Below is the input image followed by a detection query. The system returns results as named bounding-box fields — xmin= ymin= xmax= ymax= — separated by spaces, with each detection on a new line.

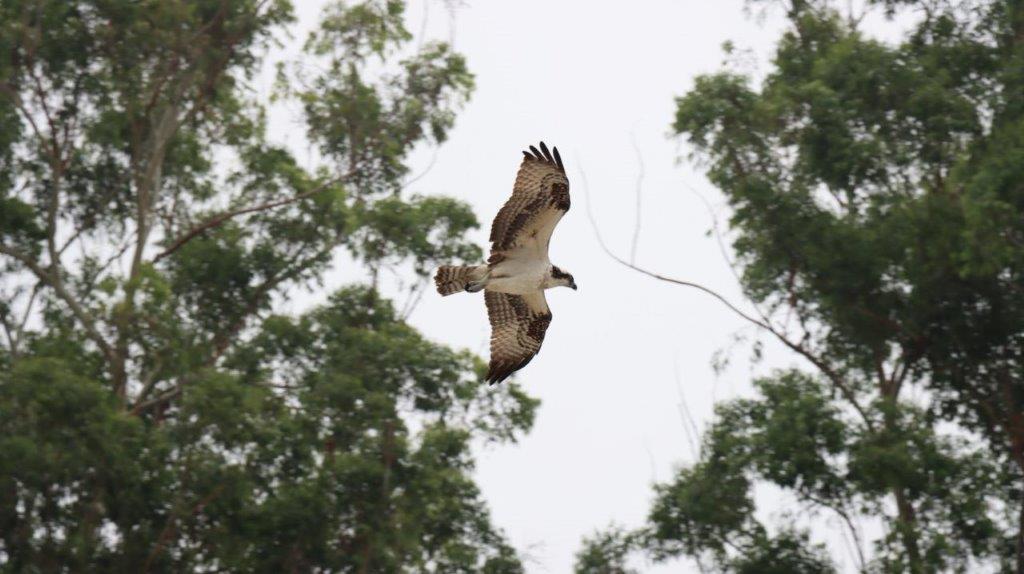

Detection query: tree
xmin=0 ymin=1 xmax=537 ymax=571
xmin=582 ymin=0 xmax=1024 ymax=572
xmin=574 ymin=526 xmax=640 ymax=574
xmin=638 ymin=372 xmax=1004 ymax=572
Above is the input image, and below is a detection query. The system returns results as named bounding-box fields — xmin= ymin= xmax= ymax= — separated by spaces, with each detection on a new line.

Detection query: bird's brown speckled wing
xmin=489 ymin=142 xmax=570 ymax=256
xmin=484 ymin=290 xmax=552 ymax=384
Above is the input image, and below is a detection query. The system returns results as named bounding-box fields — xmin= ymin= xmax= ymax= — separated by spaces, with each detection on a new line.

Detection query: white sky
xmin=263 ymin=1 xmax=896 ymax=572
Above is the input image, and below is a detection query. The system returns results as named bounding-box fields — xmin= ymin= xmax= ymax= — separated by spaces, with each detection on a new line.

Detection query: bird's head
xmin=551 ymin=265 xmax=578 ymax=291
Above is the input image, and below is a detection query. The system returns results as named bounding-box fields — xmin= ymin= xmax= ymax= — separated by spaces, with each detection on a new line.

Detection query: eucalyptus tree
xmin=0 ymin=1 xmax=535 ymax=571
xmin=580 ymin=0 xmax=1024 ymax=572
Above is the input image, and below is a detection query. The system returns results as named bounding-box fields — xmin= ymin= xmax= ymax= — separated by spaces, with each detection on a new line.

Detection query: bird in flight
xmin=435 ymin=142 xmax=577 ymax=384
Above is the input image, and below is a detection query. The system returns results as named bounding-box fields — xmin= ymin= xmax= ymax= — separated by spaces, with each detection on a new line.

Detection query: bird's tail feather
xmin=434 ymin=265 xmax=485 ymax=296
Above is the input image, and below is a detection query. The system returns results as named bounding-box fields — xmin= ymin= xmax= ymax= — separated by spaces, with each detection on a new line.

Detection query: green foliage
xmin=0 ymin=0 xmax=532 ymax=571
xmin=725 ymin=528 xmax=836 ymax=574
xmin=290 ymin=0 xmax=474 ymax=195
xmin=573 ymin=526 xmax=640 ymax=574
xmin=587 ymin=0 xmax=1024 ymax=571
xmin=639 ymin=372 xmax=1004 ymax=572
xmin=642 ymin=375 xmax=847 ymax=570
xmin=351 ymin=194 xmax=484 ymax=275
xmin=1 ymin=292 xmax=536 ymax=571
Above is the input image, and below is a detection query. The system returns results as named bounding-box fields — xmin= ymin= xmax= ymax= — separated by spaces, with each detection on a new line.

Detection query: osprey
xmin=434 ymin=142 xmax=577 ymax=384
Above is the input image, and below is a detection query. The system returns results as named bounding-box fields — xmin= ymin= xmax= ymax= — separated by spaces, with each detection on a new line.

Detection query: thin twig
xmin=804 ymin=492 xmax=867 ymax=572
xmin=401 ymin=148 xmax=439 ymax=191
xmin=417 ymin=0 xmax=430 ymax=50
xmin=58 ymin=223 xmax=87 ymax=257
xmin=82 ymin=239 xmax=133 ymax=294
xmin=629 ymin=134 xmax=645 ymax=265
xmin=681 ymin=179 xmax=742 ymax=286
xmin=399 ymin=277 xmax=429 ymax=320
xmin=682 ymin=177 xmax=789 ymax=336
xmin=672 ymin=358 xmax=701 ymax=461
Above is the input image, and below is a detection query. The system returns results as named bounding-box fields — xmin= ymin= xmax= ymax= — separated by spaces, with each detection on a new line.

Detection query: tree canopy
xmin=0 ymin=1 xmax=537 ymax=571
xmin=578 ymin=0 xmax=1024 ymax=572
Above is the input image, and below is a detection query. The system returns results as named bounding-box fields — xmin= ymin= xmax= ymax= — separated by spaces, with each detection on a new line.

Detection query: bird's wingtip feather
xmin=522 ymin=141 xmax=566 ymax=173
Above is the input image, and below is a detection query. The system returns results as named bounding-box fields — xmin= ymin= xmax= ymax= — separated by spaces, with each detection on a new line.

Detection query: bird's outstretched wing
xmin=489 ymin=142 xmax=570 ymax=255
xmin=485 ymin=290 xmax=552 ymax=384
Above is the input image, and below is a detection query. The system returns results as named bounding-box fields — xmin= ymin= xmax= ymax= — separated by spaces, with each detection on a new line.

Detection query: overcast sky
xmin=262 ymin=1 xmax=893 ymax=571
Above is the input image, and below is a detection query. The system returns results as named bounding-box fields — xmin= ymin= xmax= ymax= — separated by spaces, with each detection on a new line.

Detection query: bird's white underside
xmin=485 ymin=209 xmax=563 ymax=295
xmin=486 ymin=253 xmax=550 ymax=295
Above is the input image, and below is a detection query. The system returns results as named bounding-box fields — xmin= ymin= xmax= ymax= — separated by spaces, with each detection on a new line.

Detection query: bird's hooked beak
xmin=570 ymin=281 xmax=578 ymax=291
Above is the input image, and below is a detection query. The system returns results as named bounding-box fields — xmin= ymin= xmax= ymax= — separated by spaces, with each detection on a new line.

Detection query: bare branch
xmin=579 ymin=160 xmax=768 ymax=329
xmin=577 ymin=162 xmax=875 ymax=428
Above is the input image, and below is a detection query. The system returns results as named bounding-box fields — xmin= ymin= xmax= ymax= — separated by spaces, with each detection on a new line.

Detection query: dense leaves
xmin=0 ymin=0 xmax=533 ymax=571
xmin=1 ymin=291 xmax=536 ymax=571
